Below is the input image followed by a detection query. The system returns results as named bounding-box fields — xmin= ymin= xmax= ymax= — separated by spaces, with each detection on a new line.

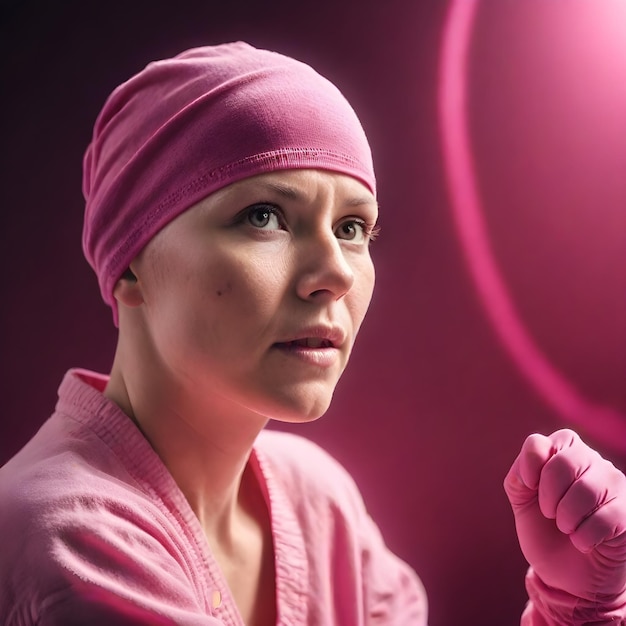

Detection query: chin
xmin=270 ymin=409 xmax=329 ymax=425
xmin=259 ymin=391 xmax=334 ymax=425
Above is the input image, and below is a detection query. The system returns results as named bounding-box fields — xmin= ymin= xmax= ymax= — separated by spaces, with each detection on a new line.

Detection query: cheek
xmin=205 ymin=252 xmax=289 ymax=314
xmin=145 ymin=242 xmax=290 ymax=330
xmin=354 ymin=258 xmax=376 ymax=312
xmin=214 ymin=280 xmax=233 ymax=297
xmin=344 ymin=261 xmax=375 ymax=338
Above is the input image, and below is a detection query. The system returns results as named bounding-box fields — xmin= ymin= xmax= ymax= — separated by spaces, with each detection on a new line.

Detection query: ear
xmin=112 ymin=267 xmax=144 ymax=308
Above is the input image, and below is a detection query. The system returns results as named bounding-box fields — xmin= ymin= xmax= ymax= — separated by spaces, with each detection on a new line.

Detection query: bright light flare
xmin=438 ymin=0 xmax=626 ymax=452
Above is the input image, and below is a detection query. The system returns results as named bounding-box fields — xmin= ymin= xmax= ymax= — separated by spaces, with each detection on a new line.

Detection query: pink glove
xmin=504 ymin=429 xmax=626 ymax=623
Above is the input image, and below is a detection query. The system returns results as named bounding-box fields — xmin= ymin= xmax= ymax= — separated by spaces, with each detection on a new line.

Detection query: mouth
xmin=272 ymin=332 xmax=343 ymax=368
xmin=273 ymin=326 xmax=346 ymax=351
xmin=279 ymin=338 xmax=335 ymax=349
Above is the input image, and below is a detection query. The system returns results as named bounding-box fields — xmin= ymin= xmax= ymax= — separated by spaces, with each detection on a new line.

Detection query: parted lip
xmin=274 ymin=325 xmax=347 ymax=349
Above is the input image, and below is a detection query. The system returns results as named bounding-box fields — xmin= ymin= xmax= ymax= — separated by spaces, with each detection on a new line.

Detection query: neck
xmin=104 ymin=348 xmax=269 ymax=542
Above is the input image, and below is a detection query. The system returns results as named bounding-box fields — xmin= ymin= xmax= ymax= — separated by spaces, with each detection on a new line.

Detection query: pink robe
xmin=0 ymin=369 xmax=427 ymax=625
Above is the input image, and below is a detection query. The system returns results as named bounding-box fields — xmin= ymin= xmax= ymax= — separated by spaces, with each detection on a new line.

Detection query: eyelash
xmin=361 ymin=221 xmax=381 ymax=242
xmin=338 ymin=219 xmax=381 ymax=244
xmin=239 ymin=203 xmax=285 ymax=229
xmin=239 ymin=203 xmax=380 ymax=243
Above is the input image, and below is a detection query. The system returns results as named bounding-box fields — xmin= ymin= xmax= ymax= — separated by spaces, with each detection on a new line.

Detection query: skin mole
xmin=216 ymin=281 xmax=233 ymax=297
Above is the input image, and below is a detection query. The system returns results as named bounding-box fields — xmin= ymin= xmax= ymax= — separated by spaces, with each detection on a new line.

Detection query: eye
xmin=334 ymin=219 xmax=370 ymax=243
xmin=244 ymin=203 xmax=283 ymax=230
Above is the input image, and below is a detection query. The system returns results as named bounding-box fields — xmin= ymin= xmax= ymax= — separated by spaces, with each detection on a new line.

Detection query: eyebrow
xmin=260 ymin=181 xmax=378 ymax=209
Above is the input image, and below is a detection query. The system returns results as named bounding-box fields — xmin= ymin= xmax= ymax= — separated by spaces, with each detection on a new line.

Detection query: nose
xmin=295 ymin=233 xmax=355 ymax=302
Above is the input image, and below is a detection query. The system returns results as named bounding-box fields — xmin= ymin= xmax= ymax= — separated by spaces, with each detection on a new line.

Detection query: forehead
xmin=210 ymin=168 xmax=378 ymax=210
xmin=142 ymin=169 xmax=378 ymax=256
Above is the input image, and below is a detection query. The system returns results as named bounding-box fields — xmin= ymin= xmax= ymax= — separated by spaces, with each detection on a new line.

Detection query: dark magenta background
xmin=1 ymin=1 xmax=625 ymax=624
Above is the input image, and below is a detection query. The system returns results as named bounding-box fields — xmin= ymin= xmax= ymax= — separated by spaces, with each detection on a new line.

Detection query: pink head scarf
xmin=82 ymin=41 xmax=376 ymax=324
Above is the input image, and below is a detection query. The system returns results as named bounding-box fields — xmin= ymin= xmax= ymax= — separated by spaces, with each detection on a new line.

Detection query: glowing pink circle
xmin=438 ymin=0 xmax=626 ymax=452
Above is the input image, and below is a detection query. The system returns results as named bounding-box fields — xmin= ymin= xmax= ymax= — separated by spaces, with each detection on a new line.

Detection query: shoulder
xmin=0 ymin=411 xmax=140 ymax=526
xmin=0 ymin=405 xmax=190 ymax=555
xmin=1 ymin=414 xmax=137 ymax=562
xmin=0 ymin=419 xmax=208 ymax=623
xmin=0 ymin=414 xmax=177 ymax=613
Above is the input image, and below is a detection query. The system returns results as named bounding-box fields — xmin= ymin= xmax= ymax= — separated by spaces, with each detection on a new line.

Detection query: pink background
xmin=1 ymin=1 xmax=625 ymax=624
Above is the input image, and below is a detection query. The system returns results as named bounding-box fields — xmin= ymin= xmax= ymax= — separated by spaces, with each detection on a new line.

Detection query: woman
xmin=0 ymin=41 xmax=624 ymax=625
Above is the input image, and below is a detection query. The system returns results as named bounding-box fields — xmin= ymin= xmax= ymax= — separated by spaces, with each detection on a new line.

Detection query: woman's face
xmin=131 ymin=169 xmax=378 ymax=423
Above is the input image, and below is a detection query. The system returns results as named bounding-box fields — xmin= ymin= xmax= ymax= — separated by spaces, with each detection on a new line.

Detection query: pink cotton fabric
xmin=522 ymin=570 xmax=626 ymax=625
xmin=0 ymin=370 xmax=426 ymax=625
xmin=81 ymin=42 xmax=376 ymax=325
